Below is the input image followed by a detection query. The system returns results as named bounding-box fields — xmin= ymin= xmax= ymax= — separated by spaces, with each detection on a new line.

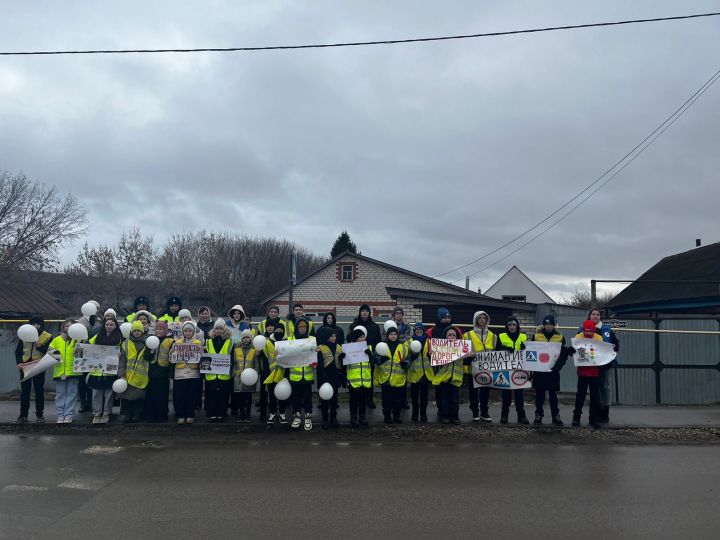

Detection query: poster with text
xmin=472 ymin=350 xmax=531 ymax=389
xmin=275 ymin=337 xmax=317 ymax=368
xmin=73 ymin=343 xmax=120 ymax=374
xmin=170 ymin=343 xmax=203 ymax=364
xmin=430 ymin=338 xmax=471 ymax=366
xmin=199 ymin=353 xmax=231 ymax=375
xmin=342 ymin=341 xmax=369 ymax=366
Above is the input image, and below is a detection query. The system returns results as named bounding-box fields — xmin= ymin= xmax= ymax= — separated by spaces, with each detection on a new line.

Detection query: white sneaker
xmin=291 ymin=413 xmax=301 ymax=429
xmin=100 ymin=414 xmax=110 ymax=424
xmin=92 ymin=415 xmax=101 ymax=424
xmin=279 ymin=414 xmax=287 ymax=425
xmin=304 ymin=414 xmax=313 ymax=431
xmin=267 ymin=413 xmax=277 ymax=424
xmin=63 ymin=417 xmax=73 ymax=423
xmin=56 ymin=416 xmax=65 ymax=424
xmin=480 ymin=414 xmax=492 ymax=422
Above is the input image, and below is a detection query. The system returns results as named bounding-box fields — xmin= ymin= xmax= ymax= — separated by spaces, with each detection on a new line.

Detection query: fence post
xmin=653 ymin=319 xmax=662 ymax=404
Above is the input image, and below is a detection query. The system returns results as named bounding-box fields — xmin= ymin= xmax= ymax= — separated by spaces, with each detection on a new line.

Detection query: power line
xmin=1 ymin=12 xmax=719 ymax=56
xmin=447 ymin=67 xmax=720 ymax=284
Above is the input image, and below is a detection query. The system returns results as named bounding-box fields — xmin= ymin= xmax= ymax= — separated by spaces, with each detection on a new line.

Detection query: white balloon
xmin=68 ymin=323 xmax=88 ymax=341
xmin=318 ymin=382 xmax=334 ymax=400
xmin=274 ymin=378 xmax=292 ymax=400
xmin=240 ymin=368 xmax=259 ymax=386
xmin=17 ymin=324 xmax=39 ymax=343
xmin=120 ymin=322 xmax=132 ymax=339
xmin=410 ymin=340 xmax=422 ymax=354
xmin=383 ymin=320 xmax=397 ymax=332
xmin=252 ymin=335 xmax=267 ymax=351
xmin=375 ymin=342 xmax=390 ymax=357
xmin=145 ymin=336 xmax=160 ymax=350
xmin=81 ymin=302 xmax=98 ymax=317
xmin=112 ymin=378 xmax=128 ymax=393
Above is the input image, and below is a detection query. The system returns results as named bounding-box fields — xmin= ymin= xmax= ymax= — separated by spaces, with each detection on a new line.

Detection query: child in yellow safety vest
xmin=144 ymin=320 xmax=174 ymax=423
xmin=431 ymin=326 xmax=465 ymax=424
xmin=15 ymin=315 xmax=52 ymax=424
xmin=171 ymin=321 xmax=202 ymax=424
xmin=204 ymin=319 xmax=234 ymax=423
xmin=118 ymin=320 xmax=151 ymax=423
xmin=289 ymin=318 xmax=315 ymax=431
xmin=496 ymin=317 xmax=530 ymax=425
xmin=232 ymin=329 xmax=257 ymax=423
xmin=373 ymin=323 xmax=409 ymax=424
xmin=262 ymin=324 xmax=289 ymax=425
xmin=345 ymin=327 xmax=373 ymax=427
xmin=462 ymin=311 xmax=497 ymax=422
xmin=407 ymin=322 xmax=434 ymax=422
xmin=316 ymin=326 xmax=343 ymax=430
xmin=50 ymin=318 xmax=81 ymax=424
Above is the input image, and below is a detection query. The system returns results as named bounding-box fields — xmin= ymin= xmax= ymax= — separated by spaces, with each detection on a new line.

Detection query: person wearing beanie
xmin=349 ymin=304 xmax=381 ymax=410
xmin=462 ymin=311 xmax=497 ymax=422
xmin=345 ymin=327 xmax=373 ymax=427
xmin=257 ymin=305 xmax=285 ymax=337
xmin=262 ymin=324 xmax=289 ymax=425
xmin=285 ymin=303 xmax=315 ymax=337
xmin=127 ymin=296 xmax=151 ymax=322
xmin=143 ymin=320 xmax=174 ymax=423
xmin=579 ymin=308 xmax=620 ymax=424
xmin=407 ymin=322 xmax=434 ymax=422
xmin=431 ymin=326 xmax=465 ymax=424
xmin=495 ymin=317 xmax=529 ymax=424
xmin=87 ymin=316 xmax=122 ymax=424
xmin=117 ymin=321 xmax=151 ymax=423
xmin=316 ymin=326 xmax=343 ymax=429
xmin=373 ymin=323 xmax=409 ymax=424
xmin=530 ymin=314 xmax=568 ymax=426
xmin=288 ymin=318 xmax=316 ymax=431
xmin=571 ymin=320 xmax=604 ymax=428
xmin=196 ymin=306 xmax=214 ymax=340
xmin=170 ymin=321 xmax=202 ymax=424
xmin=231 ymin=329 xmax=256 ymax=423
xmin=15 ymin=316 xmax=52 ymax=424
xmin=178 ymin=309 xmax=193 ymax=321
xmin=50 ymin=318 xmax=82 ymax=423
xmin=158 ymin=296 xmax=183 ymax=323
xmin=203 ymin=321 xmax=235 ymax=422
xmin=103 ymin=308 xmax=117 ymax=321
xmin=254 ymin=319 xmax=277 ymax=423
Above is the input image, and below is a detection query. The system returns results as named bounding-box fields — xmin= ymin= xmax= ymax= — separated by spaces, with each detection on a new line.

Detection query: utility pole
xmin=288 ymin=251 xmax=297 ymax=316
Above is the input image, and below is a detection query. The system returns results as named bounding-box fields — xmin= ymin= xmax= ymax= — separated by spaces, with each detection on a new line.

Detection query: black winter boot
xmin=517 ymin=411 xmax=529 ymax=425
xmin=500 ymin=410 xmax=509 ymax=424
xmin=571 ymin=413 xmax=581 ymax=427
xmin=411 ymin=407 xmax=418 ymax=422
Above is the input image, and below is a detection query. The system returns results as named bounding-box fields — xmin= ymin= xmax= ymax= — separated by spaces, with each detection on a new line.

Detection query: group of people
xmin=15 ymin=296 xmax=618 ymax=430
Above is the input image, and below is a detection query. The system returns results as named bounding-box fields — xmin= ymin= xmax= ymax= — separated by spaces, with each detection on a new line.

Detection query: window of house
xmin=502 ymin=295 xmax=526 ymax=302
xmin=341 ymin=264 xmax=354 ymax=281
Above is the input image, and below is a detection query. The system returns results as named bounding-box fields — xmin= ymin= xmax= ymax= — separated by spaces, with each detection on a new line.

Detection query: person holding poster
xmin=316 ymin=326 xmax=343 ymax=429
xmin=15 ymin=316 xmax=52 ymax=424
xmin=51 ymin=319 xmax=81 ymax=424
xmin=496 ymin=317 xmax=530 ymax=424
xmin=204 ymin=320 xmax=234 ymax=423
xmin=431 ymin=326 xmax=464 ymax=424
xmin=157 ymin=296 xmax=182 ymax=323
xmin=171 ymin=321 xmax=203 ymax=424
xmin=407 ymin=322 xmax=433 ymax=422
xmin=262 ymin=324 xmax=289 ymax=425
xmin=231 ymin=329 xmax=256 ymax=423
xmin=345 ymin=327 xmax=373 ymax=427
xmin=572 ymin=320 xmax=604 ymax=428
xmin=583 ymin=308 xmax=620 ymax=424
xmin=144 ymin=320 xmax=174 ymax=423
xmin=87 ymin=316 xmax=122 ymax=424
xmin=530 ymin=315 xmax=568 ymax=426
xmin=117 ymin=321 xmax=150 ymax=423
xmin=462 ymin=311 xmax=497 ymax=422
xmin=288 ymin=318 xmax=316 ymax=430
xmin=373 ymin=324 xmax=409 ymax=424
xmin=349 ymin=305 xmax=381 ymax=410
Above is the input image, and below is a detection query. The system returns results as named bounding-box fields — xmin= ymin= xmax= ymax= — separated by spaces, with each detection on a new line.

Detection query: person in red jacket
xmin=572 ymin=320 xmax=603 ymax=428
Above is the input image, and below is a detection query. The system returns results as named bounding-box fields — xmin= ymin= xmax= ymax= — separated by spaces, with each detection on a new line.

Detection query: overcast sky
xmin=1 ymin=1 xmax=719 ymax=301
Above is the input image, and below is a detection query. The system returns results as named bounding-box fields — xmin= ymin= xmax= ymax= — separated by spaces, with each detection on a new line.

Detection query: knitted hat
xmin=104 ymin=308 xmax=117 ymax=319
xmin=385 ymin=326 xmax=399 ymax=337
xmin=347 ymin=329 xmax=366 ymax=342
xmin=213 ymin=318 xmax=227 ymax=329
xmin=130 ymin=321 xmax=144 ymax=333
xmin=542 ymin=314 xmax=556 ymax=326
xmin=178 ymin=309 xmax=192 ymax=319
xmin=413 ymin=322 xmax=425 ymax=332
xmin=354 ymin=325 xmax=368 ymax=337
xmin=181 ymin=321 xmax=196 ymax=333
xmin=155 ymin=320 xmax=169 ymax=332
xmin=582 ymin=320 xmax=596 ymax=334
xmin=437 ymin=308 xmax=450 ymax=320
xmin=240 ymin=329 xmax=253 ymax=340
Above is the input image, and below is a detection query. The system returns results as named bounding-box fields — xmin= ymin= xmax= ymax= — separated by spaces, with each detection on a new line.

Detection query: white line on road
xmin=2 ymin=485 xmax=49 ymax=493
xmin=57 ymin=478 xmax=105 ymax=491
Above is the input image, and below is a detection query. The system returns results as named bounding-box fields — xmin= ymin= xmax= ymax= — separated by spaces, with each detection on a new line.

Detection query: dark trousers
xmin=20 ymin=372 xmax=45 ymax=417
xmin=144 ymin=377 xmax=169 ymax=421
xmin=291 ymin=381 xmax=313 ymax=414
xmin=535 ymin=390 xmax=559 ymax=417
xmin=232 ymin=391 xmax=253 ymax=419
xmin=381 ymin=385 xmax=403 ymax=416
xmin=410 ymin=379 xmax=429 ymax=414
xmin=467 ymin=374 xmax=489 ymax=416
xmin=320 ymin=383 xmax=339 ymax=420
xmin=574 ymin=376 xmax=601 ymax=421
xmin=206 ymin=379 xmax=231 ymax=418
xmin=78 ymin=375 xmax=92 ymax=410
xmin=197 ymin=378 xmax=205 ymax=410
xmin=258 ymin=383 xmax=268 ymax=419
xmin=501 ymin=389 xmax=525 ymax=414
xmin=349 ymin=386 xmax=368 ymax=418
xmin=122 ymin=399 xmax=144 ymax=420
xmin=174 ymin=378 xmax=201 ymax=419
xmin=438 ymin=383 xmax=460 ymax=420
xmin=267 ymin=383 xmax=288 ymax=414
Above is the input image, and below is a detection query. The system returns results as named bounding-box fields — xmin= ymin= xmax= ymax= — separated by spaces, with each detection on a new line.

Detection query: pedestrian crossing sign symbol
xmin=493 ymin=371 xmax=510 ymax=388
xmin=525 ymin=351 xmax=538 ymax=362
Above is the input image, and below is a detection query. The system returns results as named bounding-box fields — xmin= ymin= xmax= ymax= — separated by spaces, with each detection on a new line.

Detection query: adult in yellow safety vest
xmin=431 ymin=326 xmax=465 ymax=424
xmin=373 ymin=323 xmax=409 ymax=424
xmin=463 ymin=311 xmax=497 ymax=422
xmin=126 ymin=295 xmax=151 ymax=322
xmin=50 ymin=318 xmax=81 ymax=424
xmin=530 ymin=314 xmax=568 ymax=426
xmin=118 ymin=320 xmax=150 ymax=423
xmin=87 ymin=316 xmax=122 ymax=423
xmin=407 ymin=322 xmax=434 ymax=423
xmin=157 ymin=296 xmax=182 ymax=323
xmin=496 ymin=317 xmax=529 ymax=424
xmin=15 ymin=315 xmax=52 ymax=424
xmin=288 ymin=317 xmax=315 ymax=430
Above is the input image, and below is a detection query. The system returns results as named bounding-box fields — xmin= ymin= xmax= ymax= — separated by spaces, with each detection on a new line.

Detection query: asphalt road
xmin=1 ymin=433 xmax=718 ymax=539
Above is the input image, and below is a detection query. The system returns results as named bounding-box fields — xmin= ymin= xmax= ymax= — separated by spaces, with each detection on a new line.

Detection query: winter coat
xmin=530 ymin=328 xmax=568 ymax=392
xmin=348 ymin=306 xmax=381 ymax=347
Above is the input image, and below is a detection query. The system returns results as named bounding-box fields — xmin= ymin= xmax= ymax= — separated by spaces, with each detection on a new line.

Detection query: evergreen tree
xmin=331 ymin=231 xmax=360 ymax=257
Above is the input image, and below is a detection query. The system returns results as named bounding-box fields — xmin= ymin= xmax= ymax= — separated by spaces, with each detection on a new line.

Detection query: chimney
xmin=465 ymin=276 xmax=470 ymax=290
xmin=477 ymin=287 xmax=482 ymax=294
xmin=696 ymin=239 xmax=702 ymax=247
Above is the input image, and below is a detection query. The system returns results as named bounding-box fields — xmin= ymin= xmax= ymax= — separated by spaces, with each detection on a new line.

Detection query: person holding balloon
xmin=231 ymin=329 xmax=257 ymax=423
xmin=87 ymin=316 xmax=123 ymax=424
xmin=116 ymin=320 xmax=151 ymax=423
xmin=51 ymin=319 xmax=85 ymax=424
xmin=407 ymin=322 xmax=433 ymax=423
xmin=345 ymin=327 xmax=373 ymax=427
xmin=170 ymin=321 xmax=203 ymax=424
xmin=262 ymin=324 xmax=290 ymax=425
xmin=203 ymin=319 xmax=235 ymax=423
xmin=15 ymin=316 xmax=52 ymax=424
xmin=373 ymin=322 xmax=409 ymax=424
xmin=143 ymin=320 xmax=174 ymax=423
xmin=315 ymin=326 xmax=343 ymax=430
xmin=289 ymin=318 xmax=315 ymax=431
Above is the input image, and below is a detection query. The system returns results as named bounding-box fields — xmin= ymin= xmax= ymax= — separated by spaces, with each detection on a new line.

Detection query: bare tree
xmin=561 ymin=289 xmax=617 ymax=310
xmin=0 ymin=170 xmax=86 ymax=271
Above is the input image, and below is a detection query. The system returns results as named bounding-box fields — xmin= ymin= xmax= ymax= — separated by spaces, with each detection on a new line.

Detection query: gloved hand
xmin=364 ymin=349 xmax=372 ymax=357
xmin=310 ymin=362 xmax=318 ymax=368
xmin=520 ymin=342 xmax=526 ymax=350
xmin=339 ymin=352 xmax=346 ymax=361
xmin=566 ymin=346 xmax=576 ymax=355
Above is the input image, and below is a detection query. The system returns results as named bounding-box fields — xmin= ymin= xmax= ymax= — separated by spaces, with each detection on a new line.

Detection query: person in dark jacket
xmin=316 ymin=326 xmax=343 ymax=429
xmin=15 ymin=316 xmax=52 ymax=424
xmin=144 ymin=320 xmax=174 ymax=422
xmin=126 ymin=296 xmax=151 ymax=322
xmin=196 ymin=306 xmax=214 ymax=340
xmin=320 ymin=312 xmax=345 ymax=345
xmin=157 ymin=296 xmax=182 ymax=323
xmin=530 ymin=315 xmax=568 ymax=426
xmin=496 ymin=317 xmax=529 ymax=424
xmin=87 ymin=316 xmax=122 ymax=424
xmin=349 ymin=304 xmax=381 ymax=409
xmin=582 ymin=308 xmax=620 ymax=424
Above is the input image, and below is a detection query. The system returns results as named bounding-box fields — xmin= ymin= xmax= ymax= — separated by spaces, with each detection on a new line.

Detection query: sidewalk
xmin=2 ymin=399 xmax=719 ymax=428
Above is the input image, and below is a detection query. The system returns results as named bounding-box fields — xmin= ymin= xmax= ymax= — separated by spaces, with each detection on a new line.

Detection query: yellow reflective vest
xmin=233 ymin=346 xmax=256 ymax=379
xmin=374 ymin=342 xmax=408 ymax=387
xmin=407 ymin=340 xmax=434 ymax=383
xmin=50 ymin=335 xmax=79 ymax=379
xmin=462 ymin=329 xmax=497 ymax=374
xmin=121 ymin=339 xmax=149 ymax=390
xmin=262 ymin=340 xmax=286 ymax=384
xmin=205 ymin=338 xmax=233 ymax=381
xmin=347 ymin=344 xmax=372 ymax=389
xmin=22 ymin=331 xmax=52 ymax=362
xmin=499 ymin=332 xmax=527 ymax=351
